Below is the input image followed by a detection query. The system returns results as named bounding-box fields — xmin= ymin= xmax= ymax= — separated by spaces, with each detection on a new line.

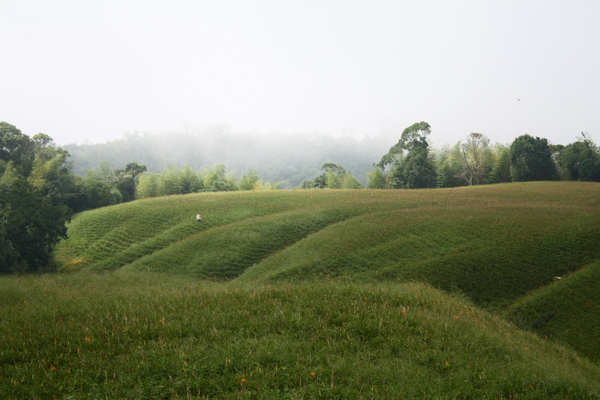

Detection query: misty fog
xmin=64 ymin=126 xmax=392 ymax=188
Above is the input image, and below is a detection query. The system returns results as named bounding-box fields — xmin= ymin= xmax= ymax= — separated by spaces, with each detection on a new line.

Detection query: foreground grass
xmin=1 ymin=272 xmax=599 ymax=399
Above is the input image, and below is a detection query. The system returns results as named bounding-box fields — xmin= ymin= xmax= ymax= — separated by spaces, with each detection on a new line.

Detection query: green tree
xmin=0 ymin=122 xmax=35 ymax=175
xmin=435 ymin=144 xmax=464 ymax=188
xmin=239 ymin=169 xmax=260 ymax=191
xmin=1 ymin=167 xmax=71 ymax=273
xmin=510 ymin=134 xmax=557 ymax=181
xmin=136 ymin=172 xmax=159 ymax=199
xmin=180 ymin=165 xmax=203 ymax=193
xmin=459 ymin=133 xmax=492 ymax=186
xmin=366 ymin=164 xmax=387 ymax=189
xmin=558 ymin=133 xmax=600 ymax=182
xmin=204 ymin=164 xmax=237 ymax=191
xmin=489 ymin=144 xmax=512 ymax=183
xmin=379 ymin=122 xmax=436 ymax=189
xmin=82 ymin=169 xmax=117 ymax=208
xmin=114 ymin=162 xmax=147 ymax=202
xmin=0 ymin=123 xmax=77 ymax=272
xmin=159 ymin=166 xmax=184 ymax=196
xmin=304 ymin=163 xmax=364 ymax=189
xmin=27 ymin=138 xmax=81 ymax=209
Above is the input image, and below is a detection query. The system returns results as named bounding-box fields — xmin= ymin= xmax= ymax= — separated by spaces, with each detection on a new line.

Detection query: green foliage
xmin=0 ymin=178 xmax=71 ymax=273
xmin=557 ymin=134 xmax=600 ymax=182
xmin=490 ymin=144 xmax=512 ymax=183
xmin=0 ymin=122 xmax=75 ymax=273
xmin=136 ymin=171 xmax=159 ymax=199
xmin=434 ymin=144 xmax=464 ymax=188
xmin=0 ymin=121 xmax=35 ymax=175
xmin=458 ymin=133 xmax=493 ymax=186
xmin=366 ymin=164 xmax=387 ymax=189
xmin=81 ymin=166 xmax=118 ymax=209
xmin=304 ymin=163 xmax=364 ymax=189
xmin=114 ymin=162 xmax=147 ymax=202
xmin=510 ymin=134 xmax=558 ymax=181
xmin=204 ymin=164 xmax=236 ymax=191
xmin=238 ymin=169 xmax=259 ymax=191
xmin=380 ymin=122 xmax=437 ymax=189
xmin=1 ymin=273 xmax=599 ymax=399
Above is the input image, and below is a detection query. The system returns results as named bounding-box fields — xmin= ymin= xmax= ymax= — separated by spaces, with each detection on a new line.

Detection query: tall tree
xmin=558 ymin=133 xmax=600 ymax=181
xmin=489 ymin=144 xmax=512 ymax=183
xmin=204 ymin=164 xmax=237 ymax=191
xmin=435 ymin=144 xmax=464 ymax=188
xmin=380 ymin=122 xmax=436 ymax=189
xmin=0 ymin=122 xmax=73 ymax=273
xmin=114 ymin=162 xmax=147 ymax=202
xmin=0 ymin=178 xmax=71 ymax=273
xmin=366 ymin=164 xmax=387 ymax=189
xmin=180 ymin=165 xmax=203 ymax=193
xmin=510 ymin=134 xmax=557 ymax=181
xmin=238 ymin=169 xmax=260 ymax=191
xmin=459 ymin=132 xmax=492 ymax=186
xmin=0 ymin=122 xmax=35 ymax=175
xmin=136 ymin=172 xmax=159 ymax=199
xmin=303 ymin=163 xmax=364 ymax=189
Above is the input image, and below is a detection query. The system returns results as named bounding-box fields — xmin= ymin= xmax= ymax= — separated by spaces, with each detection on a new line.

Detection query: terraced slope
xmin=51 ymin=181 xmax=600 ymax=363
xmin=57 ymin=182 xmax=600 ymax=308
xmin=56 ymin=189 xmax=413 ymax=273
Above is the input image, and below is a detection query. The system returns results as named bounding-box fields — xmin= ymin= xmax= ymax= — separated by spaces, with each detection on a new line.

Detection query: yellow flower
xmin=310 ymin=372 xmax=316 ymax=376
xmin=241 ymin=378 xmax=247 ymax=383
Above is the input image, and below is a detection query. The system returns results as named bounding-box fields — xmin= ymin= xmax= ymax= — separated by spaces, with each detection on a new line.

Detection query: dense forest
xmin=2 ymin=119 xmax=600 ymax=273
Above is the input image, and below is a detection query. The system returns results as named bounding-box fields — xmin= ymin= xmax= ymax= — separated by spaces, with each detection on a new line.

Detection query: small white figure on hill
xmin=196 ymin=214 xmax=202 ymax=223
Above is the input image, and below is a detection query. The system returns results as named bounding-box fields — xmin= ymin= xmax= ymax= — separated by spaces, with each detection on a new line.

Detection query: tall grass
xmin=1 ymin=272 xmax=599 ymax=399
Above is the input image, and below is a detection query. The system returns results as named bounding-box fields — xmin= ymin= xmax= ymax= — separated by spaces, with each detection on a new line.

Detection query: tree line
xmin=364 ymin=121 xmax=600 ymax=189
xmin=2 ymin=119 xmax=599 ymax=273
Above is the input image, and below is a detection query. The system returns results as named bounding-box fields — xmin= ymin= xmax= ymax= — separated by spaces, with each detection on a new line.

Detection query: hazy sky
xmin=2 ymin=0 xmax=599 ymax=148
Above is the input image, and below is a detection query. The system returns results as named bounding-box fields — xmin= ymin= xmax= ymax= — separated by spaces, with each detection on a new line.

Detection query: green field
xmin=2 ymin=182 xmax=600 ymax=398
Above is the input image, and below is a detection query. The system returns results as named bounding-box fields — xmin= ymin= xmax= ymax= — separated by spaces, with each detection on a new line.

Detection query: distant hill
xmin=63 ymin=127 xmax=389 ymax=187
xmin=55 ymin=181 xmax=600 ymax=362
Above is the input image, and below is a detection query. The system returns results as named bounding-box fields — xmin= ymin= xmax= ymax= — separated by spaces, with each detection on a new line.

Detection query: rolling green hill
xmin=56 ymin=182 xmax=600 ymax=308
xmin=53 ymin=182 xmax=600 ymax=363
xmin=4 ymin=181 xmax=594 ymax=398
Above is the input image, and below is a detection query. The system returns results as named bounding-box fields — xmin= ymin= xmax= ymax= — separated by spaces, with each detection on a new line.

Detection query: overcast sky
xmin=2 ymin=0 xmax=599 ymax=148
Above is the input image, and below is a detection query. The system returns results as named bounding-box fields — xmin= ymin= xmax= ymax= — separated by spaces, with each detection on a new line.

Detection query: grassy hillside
xmin=505 ymin=259 xmax=600 ymax=362
xmin=1 ymin=273 xmax=599 ymax=399
xmin=52 ymin=182 xmax=600 ymax=365
xmin=3 ymin=182 xmax=600 ymax=398
xmin=56 ymin=182 xmax=600 ymax=309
